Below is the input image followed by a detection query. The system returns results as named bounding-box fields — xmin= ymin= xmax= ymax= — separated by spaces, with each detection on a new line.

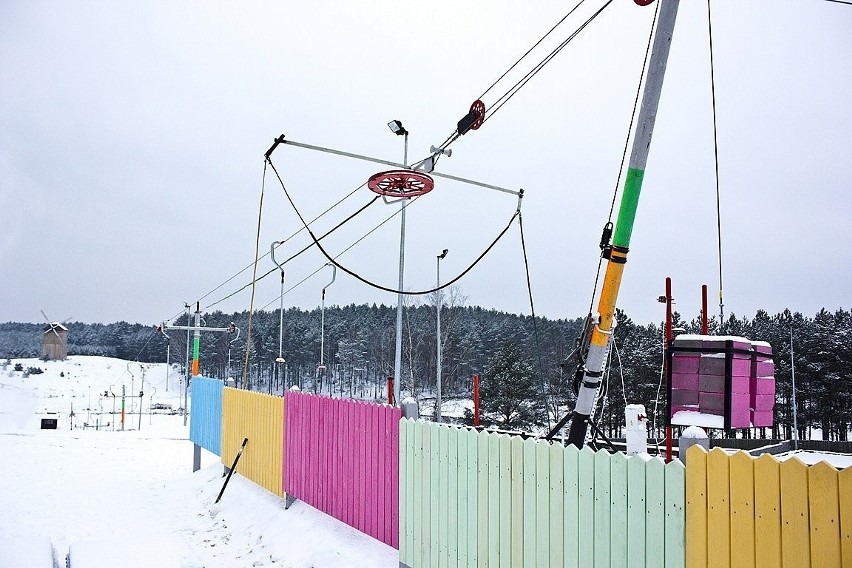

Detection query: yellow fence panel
xmin=808 ymin=461 xmax=841 ymax=568
xmin=685 ymin=447 xmax=848 ymax=568
xmin=753 ymin=454 xmax=781 ymax=568
xmin=780 ymin=457 xmax=810 ymax=568
xmin=706 ymin=448 xmax=731 ymax=568
xmin=840 ymin=466 xmax=852 ymax=568
xmin=729 ymin=451 xmax=755 ymax=568
xmin=221 ymin=387 xmax=284 ymax=497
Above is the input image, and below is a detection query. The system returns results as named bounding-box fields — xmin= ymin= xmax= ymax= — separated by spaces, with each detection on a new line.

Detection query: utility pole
xmin=565 ymin=0 xmax=681 ymax=448
xmin=161 ymin=309 xmax=237 ymax=426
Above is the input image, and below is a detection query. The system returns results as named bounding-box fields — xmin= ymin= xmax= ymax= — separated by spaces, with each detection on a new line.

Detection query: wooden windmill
xmin=40 ymin=310 xmax=68 ymax=361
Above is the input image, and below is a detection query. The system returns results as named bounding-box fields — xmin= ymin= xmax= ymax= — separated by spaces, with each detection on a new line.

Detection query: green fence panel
xmin=646 ymin=458 xmax=665 ymax=568
xmin=595 ymin=449 xmax=613 ymax=568
xmin=499 ymin=436 xmax=512 ymax=568
xmin=446 ymin=426 xmax=458 ymax=568
xmin=537 ymin=441 xmax=552 ymax=567
xmin=398 ymin=421 xmax=688 ymax=568
xmin=549 ymin=443 xmax=565 ymax=568
xmin=466 ymin=428 xmax=479 ymax=567
xmin=564 ymin=444 xmax=581 ymax=568
xmin=611 ymin=452 xmax=629 ymax=568
xmin=510 ymin=437 xmax=525 ymax=567
xmin=488 ymin=433 xmax=501 ymax=567
xmin=627 ymin=455 xmax=647 ymax=568
xmin=523 ymin=437 xmax=537 ymax=567
xmin=477 ymin=432 xmax=489 ymax=566
xmin=579 ymin=447 xmax=596 ymax=566
xmin=664 ymin=459 xmax=686 ymax=568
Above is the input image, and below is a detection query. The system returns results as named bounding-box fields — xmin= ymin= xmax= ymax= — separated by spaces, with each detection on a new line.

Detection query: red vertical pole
xmin=702 ymin=284 xmax=709 ymax=334
xmin=387 ymin=377 xmax=394 ymax=406
xmin=665 ymin=277 xmax=673 ymax=463
xmin=473 ymin=374 xmax=480 ymax=427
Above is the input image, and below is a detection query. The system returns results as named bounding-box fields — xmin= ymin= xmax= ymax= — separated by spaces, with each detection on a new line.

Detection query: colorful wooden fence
xmin=221 ymin=387 xmax=285 ymax=497
xmin=284 ymin=391 xmax=401 ymax=548
xmin=399 ymin=420 xmax=686 ymax=568
xmin=189 ymin=376 xmax=222 ymax=456
xmin=686 ymin=445 xmax=851 ymax=568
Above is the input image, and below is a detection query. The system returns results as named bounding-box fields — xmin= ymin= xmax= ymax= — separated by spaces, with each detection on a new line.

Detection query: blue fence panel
xmin=189 ymin=376 xmax=223 ymax=456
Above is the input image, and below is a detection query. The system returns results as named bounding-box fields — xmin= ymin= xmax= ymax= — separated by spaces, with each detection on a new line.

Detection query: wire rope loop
xmin=367 ymin=169 xmax=435 ymax=198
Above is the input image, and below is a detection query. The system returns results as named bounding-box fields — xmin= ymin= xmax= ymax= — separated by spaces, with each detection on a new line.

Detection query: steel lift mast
xmin=558 ymin=0 xmax=681 ymax=448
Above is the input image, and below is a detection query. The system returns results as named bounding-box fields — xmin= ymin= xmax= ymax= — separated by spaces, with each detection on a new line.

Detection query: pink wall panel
xmin=283 ymin=391 xmax=402 ymax=548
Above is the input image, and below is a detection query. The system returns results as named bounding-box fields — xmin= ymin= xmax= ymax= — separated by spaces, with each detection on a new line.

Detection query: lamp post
xmin=389 ymin=119 xmax=408 ymax=405
xmin=271 ymin=241 xmax=287 ymax=391
xmin=436 ymin=249 xmax=448 ymax=422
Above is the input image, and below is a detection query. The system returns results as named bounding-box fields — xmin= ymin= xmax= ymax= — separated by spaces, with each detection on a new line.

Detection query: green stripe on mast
xmin=612 ymin=167 xmax=645 ymax=248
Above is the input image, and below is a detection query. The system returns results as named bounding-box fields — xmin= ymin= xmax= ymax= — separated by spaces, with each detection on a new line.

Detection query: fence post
xmin=388 ymin=376 xmax=394 ymax=405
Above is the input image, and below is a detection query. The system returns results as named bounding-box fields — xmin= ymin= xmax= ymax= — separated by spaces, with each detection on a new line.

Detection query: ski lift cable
xmin=267 ymin=157 xmax=523 ymax=296
xmin=517 ymin=211 xmax=551 ymax=430
xmin=479 ymin=0 xmax=615 ymax=131
xmin=612 ymin=336 xmax=628 ymax=406
xmin=257 ymin=195 xmax=425 ymax=311
xmin=433 ymin=0 xmax=613 ymax=155
xmin=477 ymin=0 xmax=589 ymax=104
xmin=203 ymin=193 xmax=380 ymax=312
xmin=651 ymin=324 xmax=666 ymax=455
xmin=587 ymin=0 xmax=660 ymax=318
xmin=242 ymin=159 xmax=268 ymax=387
xmin=425 ymin=0 xmax=591 ymax=154
xmin=707 ymin=0 xmax=725 ymax=325
xmin=163 ymin=179 xmax=368 ymax=325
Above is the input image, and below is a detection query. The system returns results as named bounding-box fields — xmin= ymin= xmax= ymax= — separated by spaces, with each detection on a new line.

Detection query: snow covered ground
xmin=0 ymin=356 xmax=397 ymax=567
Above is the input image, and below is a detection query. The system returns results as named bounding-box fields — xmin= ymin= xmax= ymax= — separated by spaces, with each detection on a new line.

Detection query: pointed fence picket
xmin=283 ymin=391 xmax=401 ymax=548
xmin=188 ymin=376 xmax=222 ymax=456
xmin=399 ymin=420 xmax=686 ymax=568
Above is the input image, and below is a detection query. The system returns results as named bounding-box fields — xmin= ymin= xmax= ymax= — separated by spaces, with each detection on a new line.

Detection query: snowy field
xmin=0 ymin=356 xmax=397 ymax=567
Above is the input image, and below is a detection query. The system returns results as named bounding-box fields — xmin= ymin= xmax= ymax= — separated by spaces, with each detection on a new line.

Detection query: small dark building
xmin=41 ymin=323 xmax=68 ymax=361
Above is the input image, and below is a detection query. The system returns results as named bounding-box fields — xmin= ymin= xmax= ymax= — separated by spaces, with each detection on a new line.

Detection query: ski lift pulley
xmin=457 ymin=99 xmax=486 ymax=135
xmin=367 ymin=169 xmax=435 ymax=198
xmin=634 ymin=0 xmax=655 ymax=5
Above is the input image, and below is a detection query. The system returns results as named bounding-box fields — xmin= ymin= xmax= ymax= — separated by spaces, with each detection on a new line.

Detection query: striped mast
xmin=567 ymin=0 xmax=681 ymax=447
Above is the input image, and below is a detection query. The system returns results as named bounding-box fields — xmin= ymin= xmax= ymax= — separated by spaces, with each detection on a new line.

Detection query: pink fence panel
xmin=284 ymin=391 xmax=401 ymax=548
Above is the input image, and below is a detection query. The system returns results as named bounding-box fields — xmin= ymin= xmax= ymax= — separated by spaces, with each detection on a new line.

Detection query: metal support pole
xmin=436 ymin=249 xmax=448 ymax=422
xmin=790 ymin=327 xmax=799 ymax=450
xmin=567 ymin=0 xmax=681 ymax=448
xmin=393 ymin=131 xmax=409 ymax=404
xmin=183 ymin=303 xmax=190 ymax=419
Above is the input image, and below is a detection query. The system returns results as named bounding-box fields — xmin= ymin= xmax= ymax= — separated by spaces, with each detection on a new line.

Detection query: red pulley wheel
xmin=367 ymin=169 xmax=435 ymax=198
xmin=469 ymin=99 xmax=485 ymax=130
xmin=634 ymin=0 xmax=655 ymax=5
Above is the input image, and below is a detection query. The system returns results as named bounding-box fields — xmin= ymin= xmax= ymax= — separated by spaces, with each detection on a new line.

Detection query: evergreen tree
xmin=477 ymin=342 xmax=545 ymax=431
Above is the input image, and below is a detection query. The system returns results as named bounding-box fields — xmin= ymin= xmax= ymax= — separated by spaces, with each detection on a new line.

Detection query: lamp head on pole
xmin=387 ymin=120 xmax=407 ymax=136
xmin=438 ymin=249 xmax=448 ymax=260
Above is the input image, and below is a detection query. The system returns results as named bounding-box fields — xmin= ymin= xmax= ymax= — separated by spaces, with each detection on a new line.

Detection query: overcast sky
xmin=1 ymin=0 xmax=850 ymax=328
